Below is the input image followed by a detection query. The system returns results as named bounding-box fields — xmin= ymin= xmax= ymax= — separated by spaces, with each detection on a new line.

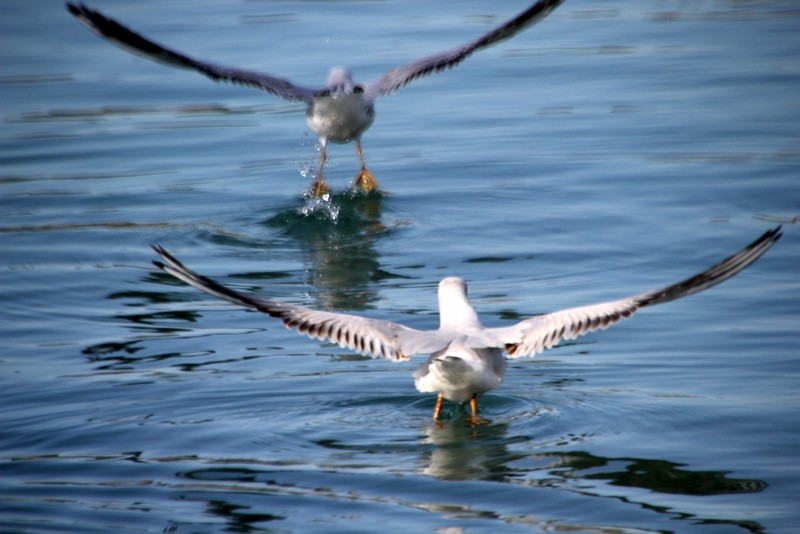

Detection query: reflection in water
xmin=552 ymin=451 xmax=768 ymax=496
xmin=5 ymin=444 xmax=767 ymax=534
xmin=418 ymin=420 xmax=767 ymax=533
xmin=83 ymin=340 xmax=222 ymax=372
xmin=266 ymin=190 xmax=404 ymax=311
xmin=83 ymin=276 xmax=203 ymax=368
xmin=173 ymin=444 xmax=767 ymax=534
xmin=83 ymin=273 xmax=265 ymax=370
xmin=541 ymin=451 xmax=769 ymax=533
xmin=83 ymin=192 xmax=400 ymax=367
xmin=203 ymin=497 xmax=286 ymax=531
xmin=420 ymin=420 xmax=526 ymax=481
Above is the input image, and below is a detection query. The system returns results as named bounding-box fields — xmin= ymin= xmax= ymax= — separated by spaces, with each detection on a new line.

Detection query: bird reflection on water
xmin=419 ymin=419 xmax=767 ymax=531
xmin=266 ymin=190 xmax=399 ymax=312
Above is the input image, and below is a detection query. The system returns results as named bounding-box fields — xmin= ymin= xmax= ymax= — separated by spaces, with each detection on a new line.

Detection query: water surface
xmin=2 ymin=1 xmax=799 ymax=532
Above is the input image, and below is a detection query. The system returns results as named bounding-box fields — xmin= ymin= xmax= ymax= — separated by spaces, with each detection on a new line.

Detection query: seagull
xmin=151 ymin=227 xmax=781 ymax=422
xmin=66 ymin=1 xmax=564 ymax=197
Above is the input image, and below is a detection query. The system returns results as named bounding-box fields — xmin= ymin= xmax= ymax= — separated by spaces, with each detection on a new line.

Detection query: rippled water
xmin=2 ymin=1 xmax=799 ymax=532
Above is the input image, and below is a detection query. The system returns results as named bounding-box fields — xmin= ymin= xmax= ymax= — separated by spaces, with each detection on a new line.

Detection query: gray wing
xmin=151 ymin=246 xmax=449 ymax=360
xmin=364 ymin=0 xmax=564 ymax=99
xmin=67 ymin=3 xmax=317 ymax=102
xmin=480 ymin=227 xmax=782 ymax=358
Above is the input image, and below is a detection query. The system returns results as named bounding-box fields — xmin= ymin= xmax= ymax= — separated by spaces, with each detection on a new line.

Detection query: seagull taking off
xmin=66 ymin=1 xmax=564 ymax=197
xmin=151 ymin=227 xmax=781 ymax=422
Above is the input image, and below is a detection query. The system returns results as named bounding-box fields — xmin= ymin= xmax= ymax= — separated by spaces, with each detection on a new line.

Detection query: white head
xmin=326 ymin=66 xmax=356 ymax=94
xmin=437 ymin=277 xmax=483 ymax=332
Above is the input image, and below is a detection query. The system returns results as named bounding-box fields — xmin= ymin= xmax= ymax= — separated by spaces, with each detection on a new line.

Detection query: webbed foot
xmin=354 ymin=167 xmax=377 ymax=193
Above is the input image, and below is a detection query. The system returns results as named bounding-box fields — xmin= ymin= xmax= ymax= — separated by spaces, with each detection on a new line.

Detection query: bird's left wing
xmin=67 ymin=3 xmax=317 ymax=102
xmin=151 ymin=246 xmax=448 ymax=360
xmin=479 ymin=227 xmax=782 ymax=358
xmin=364 ymin=0 xmax=564 ymax=99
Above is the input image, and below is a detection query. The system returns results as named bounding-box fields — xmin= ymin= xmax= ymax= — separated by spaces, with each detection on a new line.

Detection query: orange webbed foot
xmin=354 ymin=168 xmax=377 ymax=193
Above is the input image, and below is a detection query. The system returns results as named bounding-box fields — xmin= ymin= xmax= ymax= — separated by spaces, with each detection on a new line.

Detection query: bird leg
xmin=353 ymin=140 xmax=377 ymax=193
xmin=469 ymin=394 xmax=479 ymax=422
xmin=311 ymin=143 xmax=330 ymax=197
xmin=432 ymin=394 xmax=444 ymax=421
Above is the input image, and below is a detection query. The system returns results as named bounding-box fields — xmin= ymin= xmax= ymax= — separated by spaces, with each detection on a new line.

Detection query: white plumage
xmin=151 ymin=227 xmax=781 ymax=421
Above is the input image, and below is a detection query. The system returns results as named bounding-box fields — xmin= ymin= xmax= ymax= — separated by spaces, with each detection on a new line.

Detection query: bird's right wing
xmin=151 ymin=246 xmax=449 ymax=361
xmin=67 ymin=3 xmax=317 ymax=102
xmin=480 ymin=227 xmax=782 ymax=358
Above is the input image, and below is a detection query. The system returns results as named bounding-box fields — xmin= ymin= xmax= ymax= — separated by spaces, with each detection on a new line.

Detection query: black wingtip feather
xmin=638 ymin=226 xmax=782 ymax=307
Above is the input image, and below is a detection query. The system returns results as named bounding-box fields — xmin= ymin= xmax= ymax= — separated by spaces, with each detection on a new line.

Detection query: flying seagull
xmin=66 ymin=1 xmax=564 ymax=197
xmin=151 ymin=227 xmax=781 ymax=421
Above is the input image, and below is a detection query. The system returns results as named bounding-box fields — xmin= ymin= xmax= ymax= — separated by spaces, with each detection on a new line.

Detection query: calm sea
xmin=2 ymin=1 xmax=799 ymax=532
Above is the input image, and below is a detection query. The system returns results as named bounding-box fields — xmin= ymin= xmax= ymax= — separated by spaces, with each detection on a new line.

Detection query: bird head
xmin=437 ymin=277 xmax=483 ymax=332
xmin=326 ymin=66 xmax=357 ymax=94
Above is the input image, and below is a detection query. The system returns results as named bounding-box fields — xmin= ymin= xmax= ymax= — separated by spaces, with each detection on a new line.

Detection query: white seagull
xmin=151 ymin=227 xmax=781 ymax=421
xmin=67 ymin=1 xmax=564 ymax=197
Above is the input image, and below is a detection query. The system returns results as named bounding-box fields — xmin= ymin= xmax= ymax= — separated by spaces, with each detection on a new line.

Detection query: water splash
xmin=299 ymin=192 xmax=341 ymax=221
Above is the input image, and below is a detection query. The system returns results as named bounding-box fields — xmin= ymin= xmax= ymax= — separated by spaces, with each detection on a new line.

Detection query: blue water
xmin=2 ymin=1 xmax=799 ymax=532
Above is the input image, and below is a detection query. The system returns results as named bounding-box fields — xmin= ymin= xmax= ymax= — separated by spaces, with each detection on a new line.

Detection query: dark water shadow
xmin=82 ymin=271 xmax=268 ymax=370
xmin=156 ymin=428 xmax=769 ymax=534
xmin=83 ymin=189 xmax=406 ymax=369
xmin=528 ymin=450 xmax=768 ymax=533
xmin=415 ymin=415 xmax=767 ymax=533
xmin=549 ymin=450 xmax=768 ymax=496
xmin=263 ymin=189 xmax=410 ymax=311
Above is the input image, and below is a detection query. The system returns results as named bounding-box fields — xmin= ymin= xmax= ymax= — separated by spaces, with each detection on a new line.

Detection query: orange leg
xmin=469 ymin=394 xmax=479 ymax=422
xmin=432 ymin=394 xmax=444 ymax=421
xmin=311 ymin=143 xmax=330 ymax=197
xmin=353 ymin=140 xmax=377 ymax=193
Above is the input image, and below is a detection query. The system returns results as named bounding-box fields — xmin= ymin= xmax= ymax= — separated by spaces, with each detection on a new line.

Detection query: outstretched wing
xmin=67 ymin=3 xmax=317 ymax=102
xmin=151 ymin=246 xmax=448 ymax=360
xmin=364 ymin=0 xmax=564 ymax=99
xmin=481 ymin=227 xmax=782 ymax=358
